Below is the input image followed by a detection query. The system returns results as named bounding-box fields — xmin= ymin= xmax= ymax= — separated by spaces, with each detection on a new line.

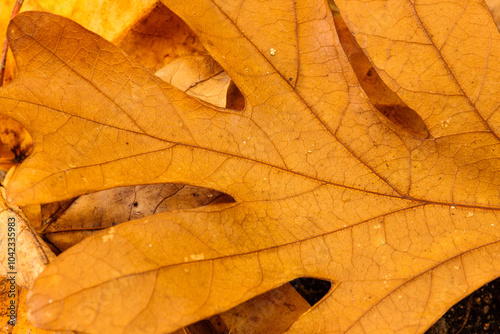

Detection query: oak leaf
xmin=0 ymin=186 xmax=55 ymax=289
xmin=0 ymin=0 xmax=498 ymax=333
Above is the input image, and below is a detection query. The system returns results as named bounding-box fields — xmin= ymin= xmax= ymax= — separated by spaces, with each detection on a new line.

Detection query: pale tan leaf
xmin=156 ymin=55 xmax=231 ymax=108
xmin=0 ymin=187 xmax=55 ymax=289
xmin=42 ymin=184 xmax=230 ymax=251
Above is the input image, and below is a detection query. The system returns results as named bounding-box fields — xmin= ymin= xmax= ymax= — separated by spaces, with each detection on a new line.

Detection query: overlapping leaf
xmin=0 ymin=0 xmax=499 ymax=333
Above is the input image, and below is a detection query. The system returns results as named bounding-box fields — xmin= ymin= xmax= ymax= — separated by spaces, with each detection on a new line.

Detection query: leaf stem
xmin=0 ymin=0 xmax=24 ymax=87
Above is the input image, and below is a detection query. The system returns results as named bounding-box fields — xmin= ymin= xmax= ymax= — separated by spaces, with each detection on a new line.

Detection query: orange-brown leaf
xmin=0 ymin=0 xmax=497 ymax=333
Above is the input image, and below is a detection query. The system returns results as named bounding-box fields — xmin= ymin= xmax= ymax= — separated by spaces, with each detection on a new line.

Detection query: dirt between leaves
xmin=427 ymin=277 xmax=499 ymax=333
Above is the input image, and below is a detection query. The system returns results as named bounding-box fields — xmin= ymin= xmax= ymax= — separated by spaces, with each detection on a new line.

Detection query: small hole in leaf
xmin=333 ymin=15 xmax=430 ymax=139
xmin=133 ymin=201 xmax=138 ymax=207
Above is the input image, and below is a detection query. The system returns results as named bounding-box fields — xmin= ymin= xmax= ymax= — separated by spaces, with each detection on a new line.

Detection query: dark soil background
xmin=426 ymin=277 xmax=500 ymax=334
xmin=291 ymin=276 xmax=500 ymax=333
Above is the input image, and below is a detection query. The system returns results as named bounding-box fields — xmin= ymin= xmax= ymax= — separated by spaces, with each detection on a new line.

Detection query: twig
xmin=456 ymin=294 xmax=475 ymax=334
xmin=0 ymin=0 xmax=24 ymax=87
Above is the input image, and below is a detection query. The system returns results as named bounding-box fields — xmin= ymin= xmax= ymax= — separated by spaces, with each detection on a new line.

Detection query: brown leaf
xmin=39 ymin=46 xmax=234 ymax=252
xmin=0 ymin=1 xmax=498 ymax=333
xmin=173 ymin=283 xmax=314 ymax=334
xmin=208 ymin=283 xmax=311 ymax=334
xmin=155 ymin=53 xmax=244 ymax=110
xmin=41 ymin=184 xmax=230 ymax=251
xmin=117 ymin=2 xmax=208 ymax=72
xmin=156 ymin=55 xmax=231 ymax=108
xmin=0 ymin=0 xmax=19 ymax=85
xmin=156 ymin=55 xmax=224 ymax=92
xmin=486 ymin=0 xmax=500 ymax=31
xmin=21 ymin=0 xmax=159 ymax=42
xmin=333 ymin=16 xmax=430 ymax=139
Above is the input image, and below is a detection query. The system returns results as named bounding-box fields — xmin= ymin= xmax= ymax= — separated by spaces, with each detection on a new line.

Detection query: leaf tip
xmin=7 ymin=11 xmax=32 ymax=41
xmin=26 ymin=289 xmax=62 ymax=329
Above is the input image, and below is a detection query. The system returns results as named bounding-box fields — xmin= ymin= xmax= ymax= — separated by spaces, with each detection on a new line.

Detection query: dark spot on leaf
xmin=11 ymin=145 xmax=28 ymax=163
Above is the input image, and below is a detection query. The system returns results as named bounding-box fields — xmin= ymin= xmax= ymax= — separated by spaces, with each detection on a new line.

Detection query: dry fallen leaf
xmin=0 ymin=186 xmax=55 ymax=289
xmin=38 ymin=46 xmax=235 ymax=253
xmin=0 ymin=0 xmax=498 ymax=333
xmin=486 ymin=0 xmax=500 ymax=31
xmin=156 ymin=55 xmax=232 ymax=108
xmin=41 ymin=184 xmax=230 ymax=251
xmin=117 ymin=2 xmax=208 ymax=72
xmin=207 ymin=282 xmax=311 ymax=334
xmin=0 ymin=279 xmax=56 ymax=334
xmin=0 ymin=0 xmax=18 ymax=85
